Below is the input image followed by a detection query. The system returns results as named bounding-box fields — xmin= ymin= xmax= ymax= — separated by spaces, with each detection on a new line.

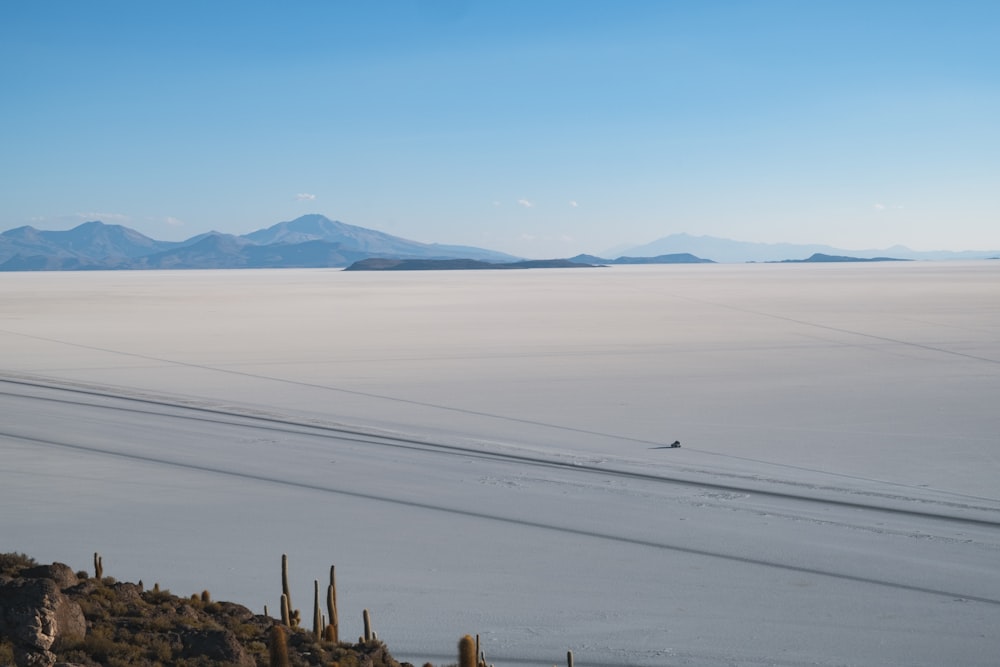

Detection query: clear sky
xmin=2 ymin=1 xmax=998 ymax=258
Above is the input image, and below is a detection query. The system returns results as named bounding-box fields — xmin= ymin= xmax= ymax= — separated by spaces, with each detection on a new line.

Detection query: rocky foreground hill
xmin=0 ymin=553 xmax=425 ymax=667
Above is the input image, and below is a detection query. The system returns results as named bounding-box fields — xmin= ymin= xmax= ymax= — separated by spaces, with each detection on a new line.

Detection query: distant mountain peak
xmin=241 ymin=214 xmax=360 ymax=246
xmin=616 ymin=233 xmax=997 ymax=263
xmin=1 ymin=225 xmax=43 ymax=240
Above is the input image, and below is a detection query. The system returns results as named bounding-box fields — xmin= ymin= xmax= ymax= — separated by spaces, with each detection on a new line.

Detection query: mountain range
xmin=0 ymin=214 xmax=519 ymax=271
xmin=2 ymin=215 xmax=996 ymax=270
xmin=615 ymin=233 xmax=1000 ymax=263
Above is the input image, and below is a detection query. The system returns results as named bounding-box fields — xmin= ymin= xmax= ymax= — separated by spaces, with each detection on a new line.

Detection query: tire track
xmin=0 ymin=328 xmax=667 ymax=446
xmin=4 ymin=324 xmax=995 ymax=494
xmin=3 ymin=376 xmax=1000 ymax=528
xmin=656 ymin=291 xmax=1000 ymax=366
xmin=4 ymin=428 xmax=999 ymax=608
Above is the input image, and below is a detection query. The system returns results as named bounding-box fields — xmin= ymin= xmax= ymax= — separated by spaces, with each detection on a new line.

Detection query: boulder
xmin=19 ymin=564 xmax=78 ymax=590
xmin=180 ymin=629 xmax=253 ymax=666
xmin=0 ymin=577 xmax=86 ymax=667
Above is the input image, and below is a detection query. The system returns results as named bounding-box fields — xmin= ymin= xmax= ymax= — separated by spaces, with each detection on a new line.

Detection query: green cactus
xmin=313 ymin=580 xmax=322 ymax=637
xmin=327 ymin=565 xmax=339 ymax=644
xmin=268 ymin=625 xmax=290 ymax=667
xmin=281 ymin=554 xmax=292 ymax=615
xmin=458 ymin=635 xmax=476 ymax=667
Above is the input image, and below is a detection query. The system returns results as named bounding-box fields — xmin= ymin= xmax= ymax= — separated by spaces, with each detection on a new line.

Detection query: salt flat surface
xmin=2 ymin=262 xmax=999 ymax=666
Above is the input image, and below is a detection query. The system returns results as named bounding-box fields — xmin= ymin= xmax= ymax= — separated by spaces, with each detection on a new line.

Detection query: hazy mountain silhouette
xmin=243 ymin=214 xmax=403 ymax=248
xmin=3 ymin=216 xmax=996 ymax=271
xmin=774 ymin=253 xmax=909 ymax=263
xmin=0 ymin=221 xmax=179 ymax=264
xmin=124 ymin=233 xmax=256 ymax=269
xmin=242 ymin=214 xmax=517 ymax=262
xmin=616 ymin=233 xmax=999 ymax=263
xmin=0 ymin=215 xmax=518 ymax=270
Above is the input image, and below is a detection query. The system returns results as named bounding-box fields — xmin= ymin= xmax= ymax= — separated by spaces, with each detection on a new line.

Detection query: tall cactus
xmin=268 ymin=625 xmax=290 ymax=667
xmin=458 ymin=635 xmax=476 ymax=667
xmin=281 ymin=554 xmax=292 ymax=615
xmin=280 ymin=594 xmax=290 ymax=626
xmin=313 ymin=580 xmax=322 ymax=637
xmin=326 ymin=565 xmax=339 ymax=643
xmin=93 ymin=552 xmax=103 ymax=580
xmin=281 ymin=554 xmax=300 ymax=627
xmin=363 ymin=608 xmax=372 ymax=643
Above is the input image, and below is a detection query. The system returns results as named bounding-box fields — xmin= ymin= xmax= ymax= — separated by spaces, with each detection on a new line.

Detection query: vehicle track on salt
xmin=5 ymin=418 xmax=1000 ymax=607
xmin=2 ymin=325 xmax=996 ymax=500
xmin=3 ymin=374 xmax=1000 ymax=530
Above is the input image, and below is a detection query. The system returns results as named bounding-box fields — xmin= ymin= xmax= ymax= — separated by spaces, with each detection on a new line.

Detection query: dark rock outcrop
xmin=344 ymin=257 xmax=599 ymax=271
xmin=19 ymin=565 xmax=79 ymax=591
xmin=0 ymin=573 xmax=86 ymax=667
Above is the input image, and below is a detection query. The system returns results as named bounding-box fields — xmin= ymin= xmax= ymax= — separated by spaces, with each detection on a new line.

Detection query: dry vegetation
xmin=0 ymin=553 xmax=411 ymax=667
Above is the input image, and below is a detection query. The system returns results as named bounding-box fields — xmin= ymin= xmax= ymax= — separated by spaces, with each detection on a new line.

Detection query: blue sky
xmin=2 ymin=1 xmax=997 ymax=257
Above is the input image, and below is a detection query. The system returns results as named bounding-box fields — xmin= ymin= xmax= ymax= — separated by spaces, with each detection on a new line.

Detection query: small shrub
xmin=145 ymin=587 xmax=174 ymax=604
xmin=147 ymin=615 xmax=175 ymax=632
xmin=81 ymin=632 xmax=117 ymax=663
xmin=0 ymin=639 xmax=16 ymax=665
xmin=231 ymin=622 xmax=259 ymax=641
xmin=148 ymin=635 xmax=174 ymax=662
xmin=0 ymin=552 xmax=37 ymax=576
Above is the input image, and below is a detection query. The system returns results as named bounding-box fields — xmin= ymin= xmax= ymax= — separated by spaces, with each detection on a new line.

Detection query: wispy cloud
xmin=517 ymin=199 xmax=534 ymax=208
xmin=164 ymin=216 xmax=185 ymax=227
xmin=569 ymin=200 xmax=579 ymax=208
xmin=295 ymin=193 xmax=317 ymax=201
xmin=873 ymin=203 xmax=903 ymax=211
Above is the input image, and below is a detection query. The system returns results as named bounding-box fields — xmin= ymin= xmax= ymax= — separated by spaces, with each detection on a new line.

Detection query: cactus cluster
xmin=90 ymin=548 xmax=575 ymax=666
xmin=267 ymin=553 xmax=576 ymax=667
xmin=276 ymin=554 xmax=342 ymax=642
